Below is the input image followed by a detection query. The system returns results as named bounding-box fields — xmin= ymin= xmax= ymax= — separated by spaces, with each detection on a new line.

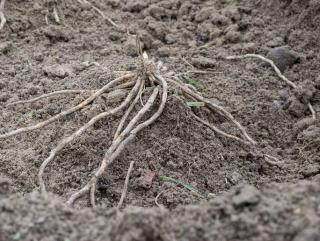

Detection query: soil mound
xmin=1 ymin=181 xmax=320 ymax=241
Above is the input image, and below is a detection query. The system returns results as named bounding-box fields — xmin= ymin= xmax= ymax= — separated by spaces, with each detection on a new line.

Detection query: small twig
xmin=226 ymin=54 xmax=297 ymax=89
xmin=117 ymin=161 xmax=135 ymax=209
xmin=180 ymin=57 xmax=194 ymax=69
xmin=0 ymin=73 xmax=135 ymax=139
xmin=78 ymin=0 xmax=119 ymax=28
xmin=308 ymin=102 xmax=316 ymax=120
xmin=0 ymin=0 xmax=6 ymax=31
xmin=155 ymin=190 xmax=166 ymax=209
xmin=90 ymin=181 xmax=96 ymax=207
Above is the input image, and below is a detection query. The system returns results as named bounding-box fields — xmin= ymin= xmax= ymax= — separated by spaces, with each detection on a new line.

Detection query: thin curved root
xmin=0 ymin=73 xmax=135 ymax=139
xmin=0 ymin=0 xmax=6 ymax=31
xmin=116 ymin=161 xmax=135 ymax=209
xmin=227 ymin=54 xmax=316 ymax=120
xmin=7 ymin=90 xmax=95 ymax=107
xmin=6 ymin=80 xmax=135 ymax=107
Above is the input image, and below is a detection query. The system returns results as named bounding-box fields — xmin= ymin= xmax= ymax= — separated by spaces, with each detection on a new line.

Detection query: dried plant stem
xmin=116 ymin=161 xmax=135 ymax=209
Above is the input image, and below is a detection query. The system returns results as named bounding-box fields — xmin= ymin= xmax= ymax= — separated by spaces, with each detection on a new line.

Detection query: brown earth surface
xmin=0 ymin=0 xmax=320 ymax=240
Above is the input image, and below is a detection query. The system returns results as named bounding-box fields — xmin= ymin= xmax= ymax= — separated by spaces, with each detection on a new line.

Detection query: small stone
xmin=301 ymin=164 xmax=320 ymax=178
xmin=227 ymin=171 xmax=243 ymax=185
xmin=137 ymin=170 xmax=157 ymax=189
xmin=287 ymin=98 xmax=307 ymax=118
xmin=0 ymin=176 xmax=12 ymax=195
xmin=165 ymin=33 xmax=177 ymax=44
xmin=166 ymin=161 xmax=178 ymax=169
xmin=299 ymin=126 xmax=320 ymax=141
xmin=124 ymin=37 xmax=141 ymax=57
xmin=224 ymin=30 xmax=241 ymax=43
xmin=43 ymin=26 xmax=73 ymax=43
xmin=124 ymin=0 xmax=148 ymax=12
xmin=241 ymin=42 xmax=257 ymax=53
xmin=191 ymin=56 xmax=216 ymax=69
xmin=293 ymin=117 xmax=316 ymax=134
xmin=43 ymin=64 xmax=73 ymax=78
xmin=223 ymin=6 xmax=241 ymax=22
xmin=158 ymin=46 xmax=170 ymax=57
xmin=312 ymin=174 xmax=320 ymax=182
xmin=0 ymin=94 xmax=10 ymax=102
xmin=266 ymin=37 xmax=284 ymax=47
xmin=106 ymin=0 xmax=120 ymax=7
xmin=109 ymin=32 xmax=122 ymax=41
xmin=139 ymin=30 xmax=154 ymax=50
xmin=27 ymin=86 xmax=40 ymax=95
xmin=34 ymin=52 xmax=44 ymax=62
xmin=232 ymin=185 xmax=261 ymax=207
xmin=0 ymin=41 xmax=13 ymax=54
xmin=195 ymin=7 xmax=214 ymax=22
xmin=267 ymin=46 xmax=300 ymax=73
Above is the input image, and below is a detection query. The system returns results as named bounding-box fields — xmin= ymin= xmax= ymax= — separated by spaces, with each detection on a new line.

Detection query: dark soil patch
xmin=0 ymin=0 xmax=319 ymax=240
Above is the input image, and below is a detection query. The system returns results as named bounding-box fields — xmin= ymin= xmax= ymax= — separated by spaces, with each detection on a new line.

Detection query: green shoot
xmin=239 ymin=168 xmax=247 ymax=177
xmin=181 ymin=74 xmax=201 ymax=87
xmin=53 ymin=7 xmax=60 ymax=23
xmin=186 ymin=101 xmax=205 ymax=107
xmin=25 ymin=111 xmax=34 ymax=118
xmin=160 ymin=176 xmax=205 ymax=198
xmin=12 ymin=232 xmax=21 ymax=241
xmin=228 ymin=0 xmax=237 ymax=5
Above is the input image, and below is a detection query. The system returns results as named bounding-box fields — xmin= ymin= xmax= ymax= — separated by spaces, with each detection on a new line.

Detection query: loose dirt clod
xmin=267 ymin=46 xmax=300 ymax=73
